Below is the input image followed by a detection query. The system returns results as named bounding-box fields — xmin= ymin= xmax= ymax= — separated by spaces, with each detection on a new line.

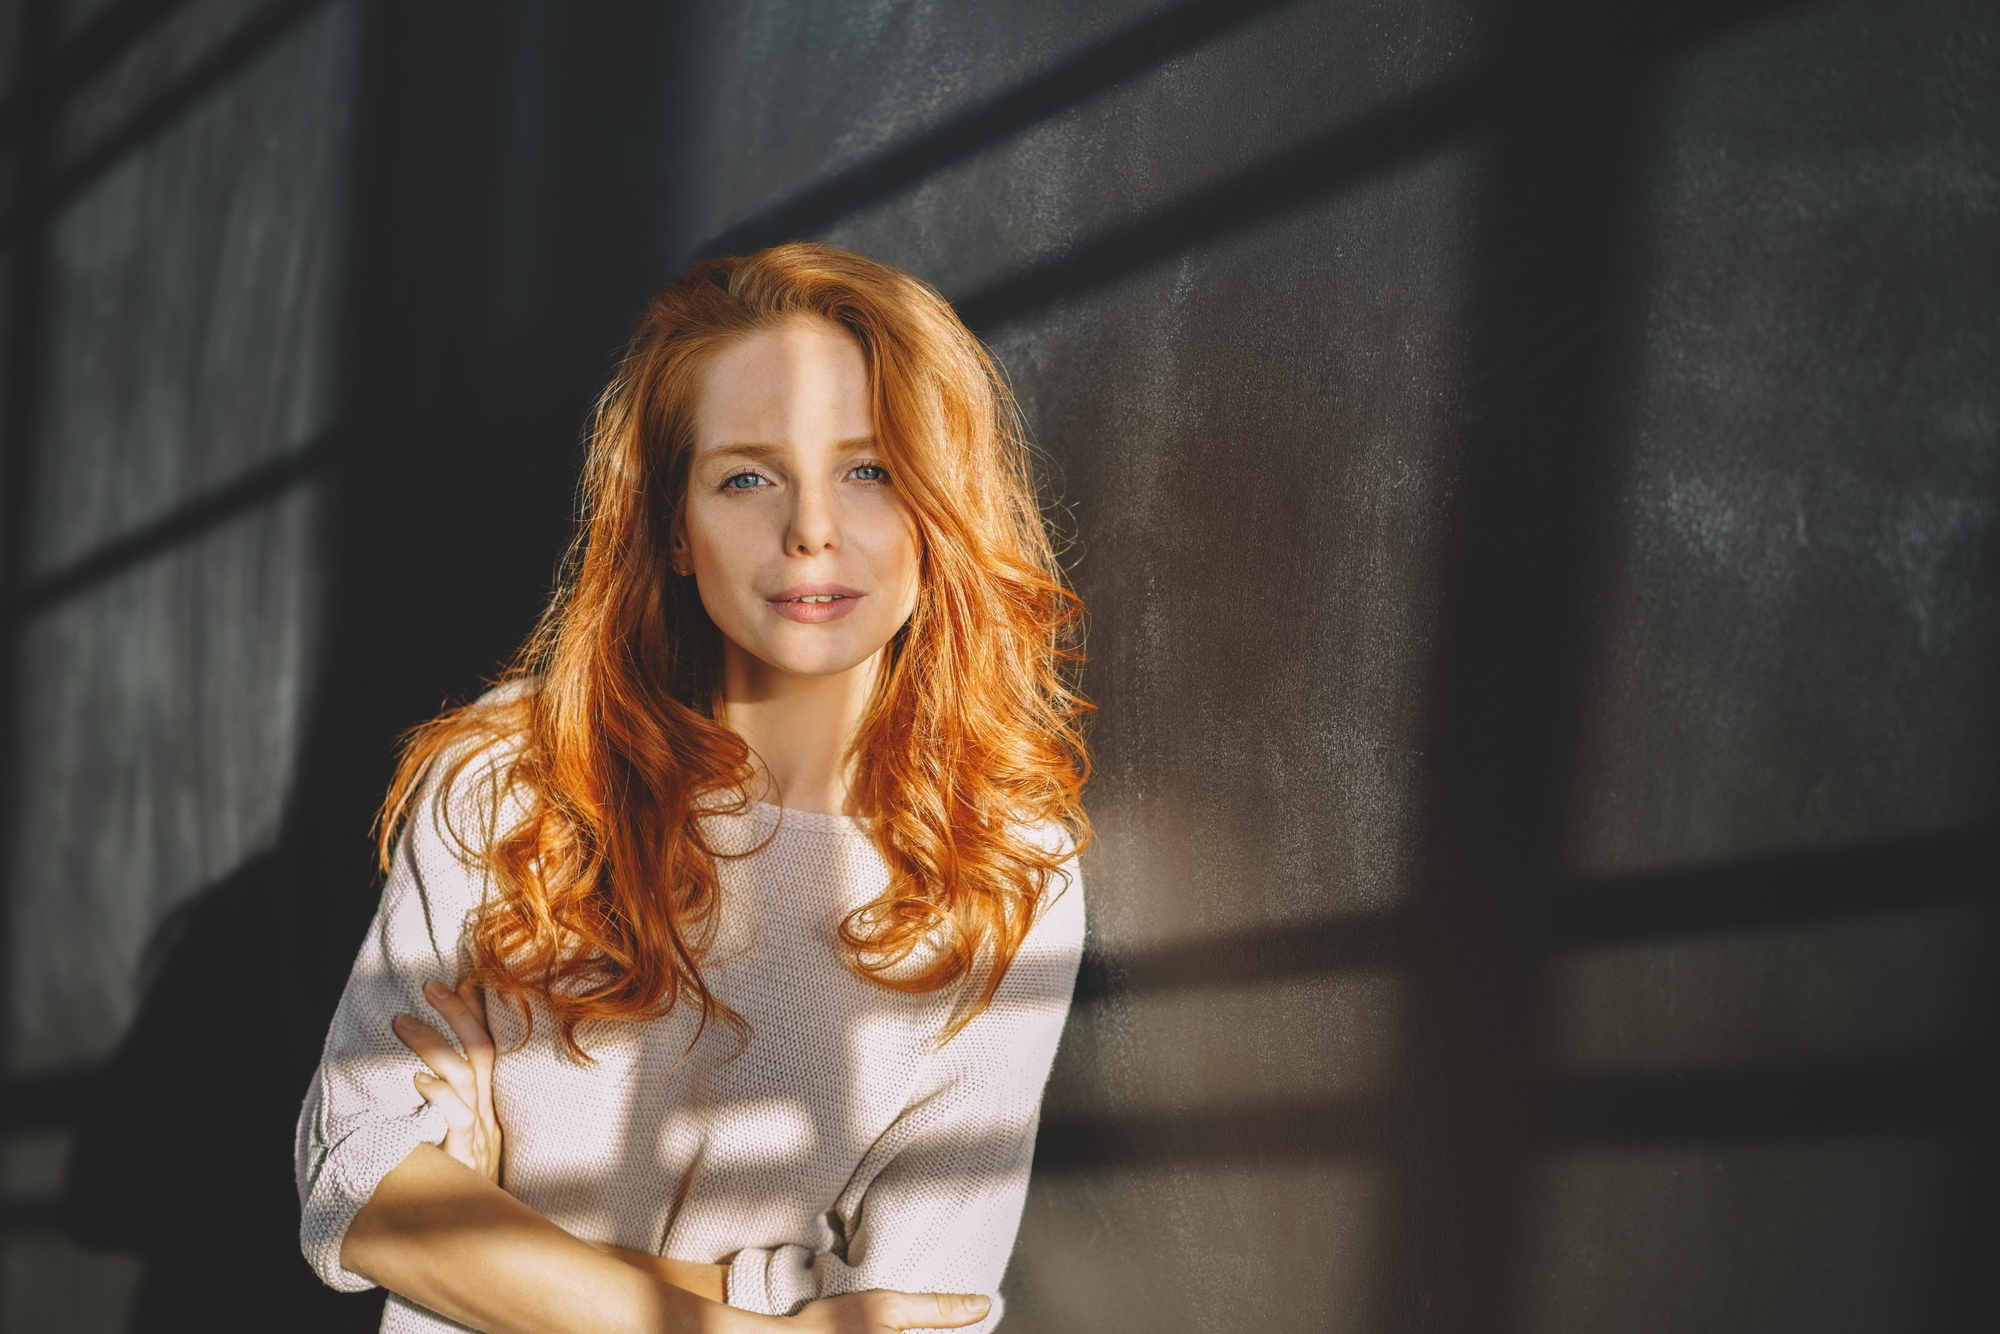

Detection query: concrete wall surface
xmin=0 ymin=1 xmax=1990 ymax=1331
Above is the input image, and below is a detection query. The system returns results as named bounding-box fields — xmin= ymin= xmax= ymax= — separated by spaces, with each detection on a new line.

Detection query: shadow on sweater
xmin=62 ymin=849 xmax=387 ymax=1333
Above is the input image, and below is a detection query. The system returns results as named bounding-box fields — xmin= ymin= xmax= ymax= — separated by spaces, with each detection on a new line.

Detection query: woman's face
xmin=677 ymin=318 xmax=922 ymax=685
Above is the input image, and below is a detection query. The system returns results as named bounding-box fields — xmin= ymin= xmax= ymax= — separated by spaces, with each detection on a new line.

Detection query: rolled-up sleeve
xmin=727 ymin=853 xmax=1085 ymax=1331
xmin=295 ymin=752 xmax=505 ymax=1291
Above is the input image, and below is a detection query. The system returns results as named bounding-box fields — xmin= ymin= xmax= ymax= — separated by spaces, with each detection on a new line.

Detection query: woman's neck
xmin=716 ymin=642 xmax=884 ymax=817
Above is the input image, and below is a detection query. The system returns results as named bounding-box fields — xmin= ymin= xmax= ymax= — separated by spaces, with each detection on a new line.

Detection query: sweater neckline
xmin=750 ymin=800 xmax=872 ymax=837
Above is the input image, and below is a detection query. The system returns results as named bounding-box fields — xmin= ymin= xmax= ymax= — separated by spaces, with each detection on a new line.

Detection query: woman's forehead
xmin=694 ymin=320 xmax=872 ymax=449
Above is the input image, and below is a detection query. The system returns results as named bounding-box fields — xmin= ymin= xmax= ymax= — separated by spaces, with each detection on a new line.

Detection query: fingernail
xmin=423 ymin=980 xmax=444 ymax=996
xmin=961 ymin=1296 xmax=991 ymax=1315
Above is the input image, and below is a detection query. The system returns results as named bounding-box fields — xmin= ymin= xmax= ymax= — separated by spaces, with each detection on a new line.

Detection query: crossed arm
xmin=338 ymin=979 xmax=989 ymax=1334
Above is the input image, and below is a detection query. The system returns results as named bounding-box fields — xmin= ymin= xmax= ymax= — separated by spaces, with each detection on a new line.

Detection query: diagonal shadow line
xmin=1541 ymin=825 xmax=1999 ymax=948
xmin=0 ymin=0 xmax=334 ymax=244
xmin=694 ymin=0 xmax=1310 ymax=260
xmin=0 ymin=1198 xmax=64 ymax=1230
xmin=1542 ymin=1053 xmax=1988 ymax=1145
xmin=2 ymin=425 xmax=345 ymax=620
xmin=0 ymin=0 xmax=200 ymax=144
xmin=0 ymin=1060 xmax=100 ymax=1131
xmin=695 ymin=0 xmax=1820 ymax=282
xmin=946 ymin=1 xmax=1828 ymax=337
xmin=693 ymin=0 xmax=1824 ymax=281
xmin=953 ymin=64 xmax=1495 ymax=332
xmin=1035 ymin=1052 xmax=1985 ymax=1174
xmin=1073 ymin=827 xmax=1995 ymax=1006
xmin=1072 ymin=911 xmax=1408 ymax=1005
xmin=1034 ymin=1094 xmax=1396 ymax=1171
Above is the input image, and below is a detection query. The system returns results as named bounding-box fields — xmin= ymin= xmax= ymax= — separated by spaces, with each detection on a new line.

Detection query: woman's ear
xmin=668 ymin=515 xmax=696 ymax=579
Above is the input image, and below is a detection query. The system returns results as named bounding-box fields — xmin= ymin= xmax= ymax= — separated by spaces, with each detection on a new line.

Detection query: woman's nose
xmin=785 ymin=480 xmax=839 ymax=555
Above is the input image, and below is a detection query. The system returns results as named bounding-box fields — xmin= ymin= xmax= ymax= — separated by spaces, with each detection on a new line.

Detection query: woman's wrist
xmin=663 ymin=1285 xmax=788 ymax=1334
xmin=593 ymin=1244 xmax=729 ymax=1305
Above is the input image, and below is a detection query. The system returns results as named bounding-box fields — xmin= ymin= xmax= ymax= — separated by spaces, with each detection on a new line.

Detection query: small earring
xmin=674 ymin=565 xmax=692 ymax=576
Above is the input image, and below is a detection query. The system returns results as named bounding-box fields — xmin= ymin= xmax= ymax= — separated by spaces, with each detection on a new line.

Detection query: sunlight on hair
xmin=374 ymin=243 xmax=1092 ymax=1060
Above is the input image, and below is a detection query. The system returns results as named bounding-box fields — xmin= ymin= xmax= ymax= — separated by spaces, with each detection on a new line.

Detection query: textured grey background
xmin=0 ymin=1 xmax=1992 ymax=1332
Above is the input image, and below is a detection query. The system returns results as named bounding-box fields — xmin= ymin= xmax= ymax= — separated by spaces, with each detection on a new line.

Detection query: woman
xmin=295 ymin=244 xmax=1091 ymax=1333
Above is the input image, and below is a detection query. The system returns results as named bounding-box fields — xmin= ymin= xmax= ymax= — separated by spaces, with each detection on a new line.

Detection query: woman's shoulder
xmin=403 ymin=680 xmax=540 ymax=861
xmin=471 ymin=676 xmax=539 ymax=709
xmin=1016 ymin=815 xmax=1078 ymax=859
xmin=444 ymin=678 xmax=539 ymax=767
xmin=1016 ymin=817 xmax=1085 ymax=948
xmin=958 ymin=818 xmax=1083 ymax=1029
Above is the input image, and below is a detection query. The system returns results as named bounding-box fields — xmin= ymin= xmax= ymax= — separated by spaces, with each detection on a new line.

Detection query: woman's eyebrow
xmin=701 ymin=442 xmax=782 ymax=462
xmin=701 ymin=436 xmax=879 ymax=461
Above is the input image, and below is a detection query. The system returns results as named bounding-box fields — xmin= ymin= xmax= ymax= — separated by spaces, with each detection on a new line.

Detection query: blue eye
xmin=722 ymin=472 xmax=767 ymax=490
xmin=851 ymin=464 xmax=888 ymax=482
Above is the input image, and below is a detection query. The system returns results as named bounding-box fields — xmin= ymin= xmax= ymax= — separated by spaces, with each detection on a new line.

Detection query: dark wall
xmin=664 ymin=2 xmax=1997 ymax=1331
xmin=0 ymin=1 xmax=676 ymax=1328
xmin=0 ymin=1 xmax=1990 ymax=1331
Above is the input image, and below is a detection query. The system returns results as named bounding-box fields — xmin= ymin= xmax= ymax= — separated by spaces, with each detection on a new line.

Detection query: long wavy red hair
xmin=378 ymin=243 xmax=1090 ymax=1056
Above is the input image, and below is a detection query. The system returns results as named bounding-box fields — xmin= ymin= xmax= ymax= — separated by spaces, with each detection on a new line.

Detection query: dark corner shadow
xmin=62 ymin=848 xmax=386 ymax=1333
xmin=695 ymin=0 xmax=1310 ymax=260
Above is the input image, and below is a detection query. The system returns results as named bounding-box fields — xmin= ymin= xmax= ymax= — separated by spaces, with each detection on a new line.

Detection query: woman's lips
xmin=766 ymin=584 xmax=865 ymax=624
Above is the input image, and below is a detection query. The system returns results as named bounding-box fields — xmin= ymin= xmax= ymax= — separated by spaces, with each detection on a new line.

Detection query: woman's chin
xmin=731 ymin=634 xmax=889 ymax=684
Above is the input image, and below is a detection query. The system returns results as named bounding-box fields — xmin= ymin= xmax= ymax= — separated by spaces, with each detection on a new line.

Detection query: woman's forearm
xmin=341 ymin=1142 xmax=734 ymax=1334
xmin=595 ymin=1245 xmax=730 ymax=1304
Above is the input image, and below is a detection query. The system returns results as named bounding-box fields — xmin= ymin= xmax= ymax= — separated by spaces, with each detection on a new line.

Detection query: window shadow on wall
xmin=0 ymin=0 xmax=1988 ymax=1330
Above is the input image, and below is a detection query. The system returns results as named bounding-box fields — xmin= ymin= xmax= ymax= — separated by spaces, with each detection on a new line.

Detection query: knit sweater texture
xmin=294 ymin=744 xmax=1083 ymax=1333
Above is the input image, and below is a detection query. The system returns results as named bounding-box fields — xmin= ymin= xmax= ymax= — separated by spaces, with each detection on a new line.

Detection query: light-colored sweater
xmin=295 ymin=746 xmax=1083 ymax=1334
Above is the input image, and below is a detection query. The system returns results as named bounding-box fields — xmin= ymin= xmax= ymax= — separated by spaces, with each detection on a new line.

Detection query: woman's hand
xmin=785 ymin=1291 xmax=990 ymax=1332
xmin=393 ymin=978 xmax=502 ymax=1184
